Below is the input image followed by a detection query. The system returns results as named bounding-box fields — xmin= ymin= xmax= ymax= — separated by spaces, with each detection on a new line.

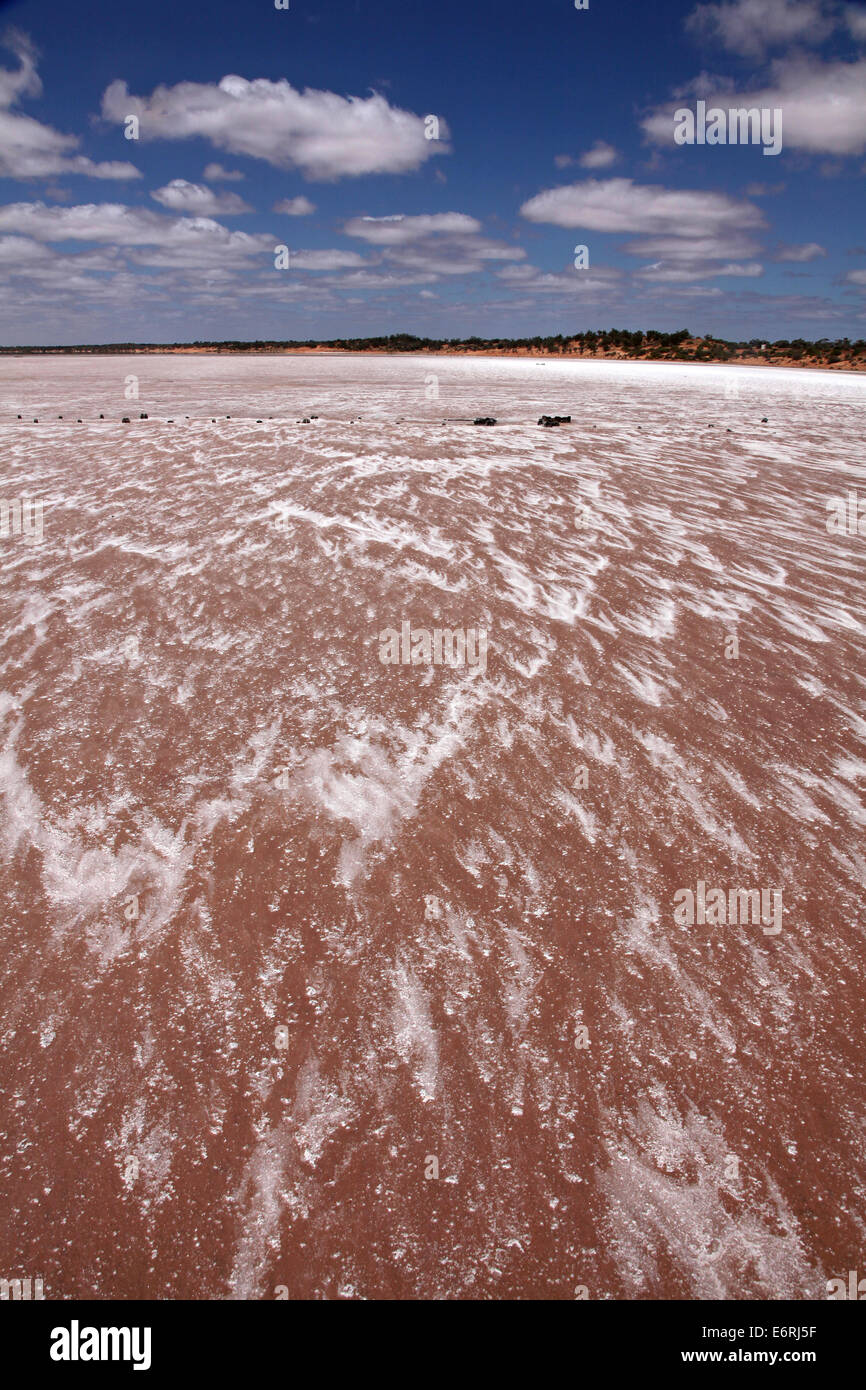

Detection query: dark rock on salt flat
xmin=538 ymin=415 xmax=571 ymax=427
xmin=762 ymin=417 xmax=768 ymax=422
xmin=122 ymin=417 xmax=130 ymax=423
xmin=473 ymin=417 xmax=497 ymax=425
xmin=140 ymin=413 xmax=148 ymax=419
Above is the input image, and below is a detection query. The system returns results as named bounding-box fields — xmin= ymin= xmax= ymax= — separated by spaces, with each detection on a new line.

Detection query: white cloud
xmin=126 ymin=224 xmax=271 ymax=269
xmin=662 ymin=286 xmax=724 ymax=297
xmin=0 ymin=31 xmax=139 ymax=181
xmin=274 ymin=196 xmax=316 ymax=215
xmin=846 ymin=268 xmax=866 ymax=284
xmin=520 ymin=177 xmax=764 ymax=238
xmin=623 ymin=232 xmax=761 ymax=259
xmin=203 ymin=162 xmax=245 ymax=182
xmin=775 ymin=241 xmax=826 ymax=260
xmin=845 ymin=5 xmax=866 ymax=40
xmin=520 ymin=180 xmax=771 ymax=291
xmin=0 ymin=233 xmax=52 ymax=266
xmin=386 ymin=239 xmax=524 ymax=275
xmin=0 ymin=200 xmax=174 ymax=243
xmin=101 ymin=74 xmax=449 ymax=179
xmin=578 ymin=140 xmax=620 ymax=169
xmin=636 ymin=260 xmax=764 ymax=282
xmin=343 ymin=212 xmax=481 ymax=244
xmin=151 ymin=179 xmax=252 ymax=215
xmin=643 ymin=57 xmax=866 ymax=156
xmin=341 ymin=212 xmax=524 ymax=281
xmin=320 ymin=269 xmax=440 ymax=289
xmin=288 ymin=249 xmax=366 ymax=270
xmin=685 ymin=0 xmax=833 ymax=57
xmin=0 ymin=27 xmax=40 ymax=106
xmin=0 ymin=197 xmax=525 ymax=316
xmin=0 ymin=201 xmax=272 ymax=271
xmin=496 ymin=262 xmax=623 ymax=295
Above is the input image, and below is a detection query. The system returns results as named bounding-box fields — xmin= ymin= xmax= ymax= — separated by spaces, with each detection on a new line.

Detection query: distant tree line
xmin=2 ymin=330 xmax=865 ymax=362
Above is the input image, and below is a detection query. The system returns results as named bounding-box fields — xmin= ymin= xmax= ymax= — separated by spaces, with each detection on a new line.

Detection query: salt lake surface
xmin=0 ymin=353 xmax=864 ymax=1299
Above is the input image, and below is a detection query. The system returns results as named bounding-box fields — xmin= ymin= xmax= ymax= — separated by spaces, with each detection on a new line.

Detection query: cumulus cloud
xmin=0 ymin=233 xmax=52 ymax=267
xmin=496 ymin=261 xmax=623 ymax=295
xmin=845 ymin=268 xmax=866 ymax=284
xmin=203 ymin=162 xmax=245 ymax=182
xmin=635 ymin=260 xmax=764 ymax=282
xmin=578 ymin=140 xmax=620 ymax=169
xmin=643 ymin=57 xmax=866 ymax=156
xmin=274 ymin=196 xmax=316 ymax=215
xmin=385 ymin=239 xmax=524 ymax=276
xmin=775 ymin=240 xmax=826 ymax=260
xmin=623 ymin=232 xmax=762 ymax=261
xmin=0 ymin=201 xmax=272 ymax=271
xmin=520 ymin=177 xmax=764 ymax=238
xmin=288 ymin=249 xmax=366 ymax=270
xmin=319 ymin=268 xmax=440 ymax=289
xmin=343 ymin=212 xmax=481 ymax=244
xmin=662 ymin=285 xmax=724 ymax=297
xmin=0 ymin=200 xmax=170 ymax=243
xmin=0 ymin=31 xmax=140 ymax=181
xmin=151 ymin=179 xmax=252 ymax=215
xmin=845 ymin=5 xmax=866 ymax=40
xmin=0 ymin=238 xmax=122 ymax=285
xmin=126 ymin=223 xmax=271 ymax=270
xmin=339 ymin=212 xmax=524 ymax=280
xmin=0 ymin=27 xmax=39 ymax=105
xmin=100 ymin=74 xmax=449 ymax=179
xmin=0 ymin=200 xmax=187 ymax=243
xmin=520 ymin=179 xmax=771 ymax=289
xmin=0 ymin=196 xmax=527 ymax=316
xmin=685 ymin=0 xmax=833 ymax=57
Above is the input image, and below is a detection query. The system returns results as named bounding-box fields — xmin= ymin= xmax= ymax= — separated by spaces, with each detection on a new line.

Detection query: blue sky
xmin=0 ymin=0 xmax=864 ymax=343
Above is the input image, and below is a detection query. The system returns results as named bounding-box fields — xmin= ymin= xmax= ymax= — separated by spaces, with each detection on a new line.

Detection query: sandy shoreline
xmin=2 ymin=345 xmax=865 ymax=373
